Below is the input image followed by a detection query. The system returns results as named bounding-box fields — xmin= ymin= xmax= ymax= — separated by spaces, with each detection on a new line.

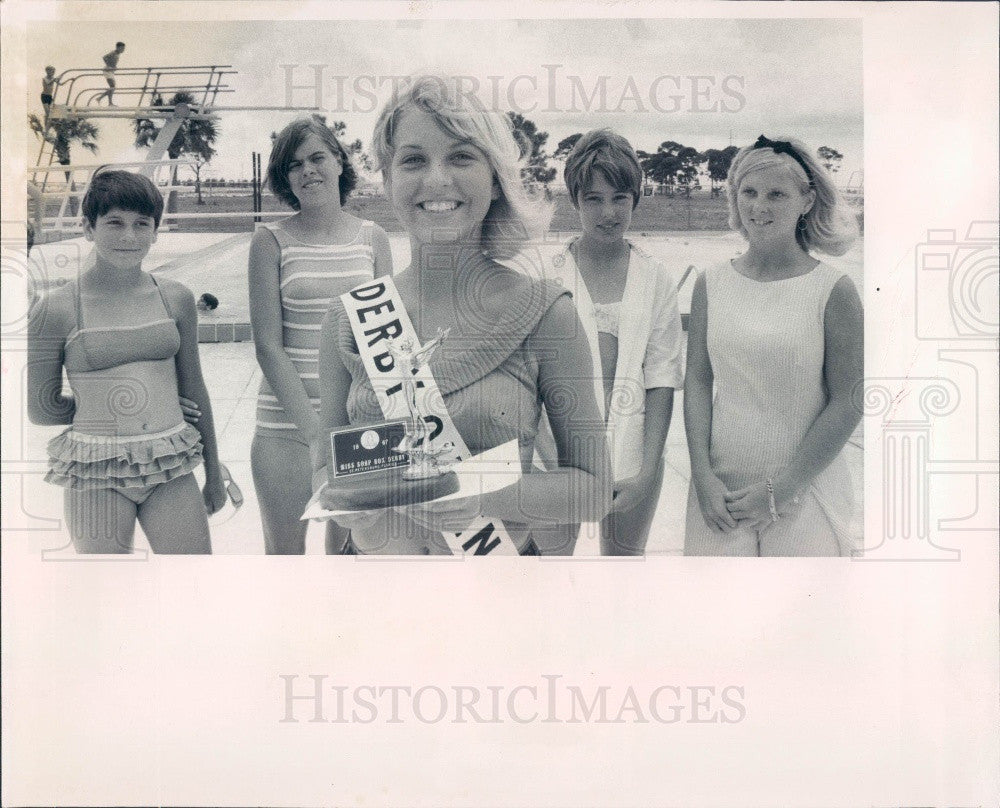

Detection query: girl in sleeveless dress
xmin=249 ymin=118 xmax=392 ymax=553
xmin=554 ymin=129 xmax=684 ymax=555
xmin=28 ymin=170 xmax=226 ymax=553
xmin=684 ymin=136 xmax=863 ymax=556
xmin=314 ymin=75 xmax=612 ymax=555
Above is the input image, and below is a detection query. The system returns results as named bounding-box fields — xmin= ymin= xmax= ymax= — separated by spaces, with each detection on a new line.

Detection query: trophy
xmin=386 ymin=329 xmax=455 ymax=479
xmin=322 ymin=328 xmax=460 ymax=511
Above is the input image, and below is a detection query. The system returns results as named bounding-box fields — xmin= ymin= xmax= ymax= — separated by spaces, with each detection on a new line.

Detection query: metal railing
xmin=49 ymin=65 xmax=235 ymax=117
xmin=34 ymin=64 xmax=319 ymax=193
xmin=37 ymin=66 xmax=234 ymax=171
xmin=28 ymin=159 xmax=290 ymax=235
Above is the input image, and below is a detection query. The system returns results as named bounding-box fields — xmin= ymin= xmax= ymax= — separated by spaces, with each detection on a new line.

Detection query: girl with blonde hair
xmin=314 ymin=76 xmax=611 ymax=555
xmin=684 ymin=135 xmax=862 ymax=556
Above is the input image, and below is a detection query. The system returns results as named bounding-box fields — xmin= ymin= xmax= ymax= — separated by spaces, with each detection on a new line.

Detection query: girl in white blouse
xmin=555 ymin=129 xmax=684 ymax=555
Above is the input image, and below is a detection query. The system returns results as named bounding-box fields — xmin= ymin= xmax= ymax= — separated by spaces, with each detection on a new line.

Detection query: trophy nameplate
xmin=324 ymin=324 xmax=461 ymax=512
xmin=324 ymin=421 xmax=460 ymax=510
xmin=330 ymin=420 xmax=411 ymax=480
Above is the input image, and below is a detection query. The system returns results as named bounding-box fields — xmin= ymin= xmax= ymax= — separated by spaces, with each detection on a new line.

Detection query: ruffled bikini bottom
xmin=45 ymin=422 xmax=203 ymax=494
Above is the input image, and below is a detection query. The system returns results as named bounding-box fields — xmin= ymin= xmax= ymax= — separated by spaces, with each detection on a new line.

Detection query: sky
xmin=27 ymin=17 xmax=863 ymax=186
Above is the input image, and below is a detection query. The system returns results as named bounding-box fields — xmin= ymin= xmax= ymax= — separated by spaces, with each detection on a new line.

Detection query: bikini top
xmin=592 ymin=300 xmax=621 ymax=338
xmin=63 ymin=276 xmax=181 ymax=373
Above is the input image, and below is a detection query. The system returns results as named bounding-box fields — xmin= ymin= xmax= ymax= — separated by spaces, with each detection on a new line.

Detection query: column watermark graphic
xmin=1 ymin=228 xmax=78 ymax=546
xmin=858 ymin=221 xmax=998 ymax=561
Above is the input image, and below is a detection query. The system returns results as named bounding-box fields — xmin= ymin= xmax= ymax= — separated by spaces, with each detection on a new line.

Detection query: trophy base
xmin=324 ymin=466 xmax=460 ymax=511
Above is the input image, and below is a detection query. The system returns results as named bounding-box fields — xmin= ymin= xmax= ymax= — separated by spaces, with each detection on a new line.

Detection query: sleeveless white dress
xmin=684 ymin=260 xmax=855 ymax=557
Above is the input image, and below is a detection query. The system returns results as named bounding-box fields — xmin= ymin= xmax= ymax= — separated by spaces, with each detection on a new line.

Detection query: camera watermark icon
xmin=915 ymin=221 xmax=999 ymax=341
xmin=861 ymin=220 xmax=1000 ymax=561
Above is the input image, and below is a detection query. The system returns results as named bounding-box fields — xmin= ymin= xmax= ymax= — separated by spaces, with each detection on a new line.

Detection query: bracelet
xmin=765 ymin=478 xmax=779 ymax=522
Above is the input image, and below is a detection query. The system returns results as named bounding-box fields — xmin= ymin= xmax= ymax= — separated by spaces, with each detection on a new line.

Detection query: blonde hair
xmin=727 ymin=136 xmax=858 ymax=256
xmin=371 ymin=75 xmax=551 ymax=260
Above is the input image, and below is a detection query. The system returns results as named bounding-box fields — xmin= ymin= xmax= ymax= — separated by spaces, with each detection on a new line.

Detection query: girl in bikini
xmin=28 ymin=170 xmax=226 ymax=553
xmin=249 ymin=118 xmax=392 ymax=553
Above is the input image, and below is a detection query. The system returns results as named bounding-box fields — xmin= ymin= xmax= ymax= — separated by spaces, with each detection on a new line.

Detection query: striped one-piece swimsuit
xmin=254 ymin=219 xmax=377 ymax=441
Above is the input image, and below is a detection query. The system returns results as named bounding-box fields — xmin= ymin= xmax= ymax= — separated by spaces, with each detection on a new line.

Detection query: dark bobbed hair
xmin=81 ymin=168 xmax=164 ymax=228
xmin=267 ymin=117 xmax=357 ymax=210
xmin=563 ymin=129 xmax=643 ymax=210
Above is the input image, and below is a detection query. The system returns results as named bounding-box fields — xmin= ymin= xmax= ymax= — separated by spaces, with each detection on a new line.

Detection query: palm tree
xmin=506 ymin=112 xmax=557 ymax=190
xmin=553 ymin=133 xmax=582 ymax=162
xmin=134 ymin=91 xmax=218 ymax=209
xmin=28 ymin=113 xmax=100 ymax=188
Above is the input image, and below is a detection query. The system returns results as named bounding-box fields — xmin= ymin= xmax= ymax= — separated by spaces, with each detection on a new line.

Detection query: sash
xmin=340 ymin=278 xmax=520 ymax=556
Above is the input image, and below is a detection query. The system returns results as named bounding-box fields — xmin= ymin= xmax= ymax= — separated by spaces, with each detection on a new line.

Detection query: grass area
xmin=164 ymin=187 xmax=732 ymax=233
xmin=40 ymin=187 xmax=858 ymax=243
xmin=551 ymin=189 xmax=731 ymax=233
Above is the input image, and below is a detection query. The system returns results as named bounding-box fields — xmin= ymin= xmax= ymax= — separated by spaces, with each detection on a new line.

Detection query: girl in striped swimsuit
xmin=249 ymin=118 xmax=392 ymax=553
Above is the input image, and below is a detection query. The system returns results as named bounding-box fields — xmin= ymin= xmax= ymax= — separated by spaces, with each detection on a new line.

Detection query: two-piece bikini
xmin=45 ymin=277 xmax=203 ymax=505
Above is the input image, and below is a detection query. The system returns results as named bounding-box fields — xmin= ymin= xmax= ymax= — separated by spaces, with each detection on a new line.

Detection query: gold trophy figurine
xmin=386 ymin=329 xmax=454 ymax=479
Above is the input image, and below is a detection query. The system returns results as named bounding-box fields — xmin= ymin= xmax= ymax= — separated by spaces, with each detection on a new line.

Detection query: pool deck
xmin=29 ymin=229 xmax=863 ymax=341
xmin=20 ymin=231 xmax=864 ymax=554
xmin=21 ymin=337 xmax=862 ymax=555
xmin=199 ymin=340 xmax=699 ymax=555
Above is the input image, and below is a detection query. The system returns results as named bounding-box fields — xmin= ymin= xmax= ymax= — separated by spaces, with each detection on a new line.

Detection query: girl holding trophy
xmin=315 ymin=75 xmax=612 ymax=555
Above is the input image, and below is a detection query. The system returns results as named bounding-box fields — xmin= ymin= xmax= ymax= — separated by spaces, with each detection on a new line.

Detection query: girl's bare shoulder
xmin=153 ymin=276 xmax=196 ymax=314
xmin=341 ymin=212 xmax=379 ymax=242
xmin=29 ymin=281 xmax=78 ymax=336
xmin=250 ymin=221 xmax=282 ymax=247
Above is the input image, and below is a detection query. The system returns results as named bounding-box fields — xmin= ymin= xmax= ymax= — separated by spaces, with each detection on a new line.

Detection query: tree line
xmin=550 ymin=133 xmax=740 ymax=196
xmin=29 ymin=103 xmax=846 ymax=205
xmin=547 ymin=131 xmax=844 ymax=196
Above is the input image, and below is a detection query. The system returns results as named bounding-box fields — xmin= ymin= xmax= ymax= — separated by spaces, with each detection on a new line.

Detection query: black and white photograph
xmin=15 ymin=15 xmax=866 ymax=557
xmin=1 ymin=1 xmax=997 ymax=805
